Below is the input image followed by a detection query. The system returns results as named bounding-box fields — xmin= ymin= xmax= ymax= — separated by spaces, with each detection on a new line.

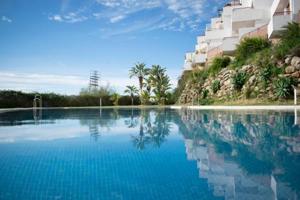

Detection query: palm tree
xmin=129 ymin=63 xmax=150 ymax=103
xmin=124 ymin=85 xmax=138 ymax=106
xmin=149 ymin=65 xmax=171 ymax=105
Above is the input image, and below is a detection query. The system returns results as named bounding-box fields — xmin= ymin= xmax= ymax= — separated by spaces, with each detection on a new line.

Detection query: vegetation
xmin=234 ymin=37 xmax=270 ymax=67
xmin=129 ymin=62 xmax=150 ymax=103
xmin=148 ymin=65 xmax=172 ymax=105
xmin=124 ymin=85 xmax=139 ymax=105
xmin=232 ymin=72 xmax=247 ymax=91
xmin=208 ymin=56 xmax=231 ymax=76
xmin=129 ymin=63 xmax=172 ymax=105
xmin=110 ymin=93 xmax=121 ymax=106
xmin=211 ymin=80 xmax=221 ymax=94
xmin=274 ymin=77 xmax=296 ymax=99
xmin=174 ymin=23 xmax=300 ymax=105
xmin=274 ymin=22 xmax=300 ymax=59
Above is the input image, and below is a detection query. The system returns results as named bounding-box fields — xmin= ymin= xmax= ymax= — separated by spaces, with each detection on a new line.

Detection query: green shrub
xmin=191 ymin=70 xmax=209 ymax=85
xmin=208 ymin=56 xmax=231 ymax=76
xmin=274 ymin=22 xmax=300 ymax=59
xmin=235 ymin=37 xmax=271 ymax=67
xmin=244 ymin=86 xmax=252 ymax=99
xmin=202 ymin=89 xmax=209 ymax=99
xmin=232 ymin=72 xmax=247 ymax=91
xmin=260 ymin=66 xmax=273 ymax=88
xmin=274 ymin=77 xmax=296 ymax=99
xmin=290 ymin=44 xmax=300 ymax=57
xmin=199 ymin=98 xmax=214 ymax=105
xmin=174 ymin=70 xmax=193 ymax=102
xmin=211 ymin=80 xmax=221 ymax=94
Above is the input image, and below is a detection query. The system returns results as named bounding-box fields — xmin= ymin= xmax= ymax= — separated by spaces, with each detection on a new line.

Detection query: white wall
xmin=253 ymin=0 xmax=274 ymax=10
xmin=292 ymin=0 xmax=300 ymax=15
xmin=194 ymin=54 xmax=207 ymax=64
xmin=221 ymin=36 xmax=240 ymax=52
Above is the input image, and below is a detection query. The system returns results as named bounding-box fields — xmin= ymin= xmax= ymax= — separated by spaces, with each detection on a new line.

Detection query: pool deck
xmin=170 ymin=105 xmax=300 ymax=110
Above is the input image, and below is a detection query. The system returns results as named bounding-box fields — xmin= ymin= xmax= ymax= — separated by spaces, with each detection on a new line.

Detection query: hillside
xmin=175 ymin=22 xmax=300 ymax=105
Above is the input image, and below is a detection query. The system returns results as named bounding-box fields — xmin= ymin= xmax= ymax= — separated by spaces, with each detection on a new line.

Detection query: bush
xmin=274 ymin=22 xmax=300 ymax=59
xmin=235 ymin=37 xmax=271 ymax=67
xmin=290 ymin=44 xmax=300 ymax=57
xmin=232 ymin=72 xmax=247 ymax=91
xmin=199 ymin=98 xmax=214 ymax=105
xmin=208 ymin=56 xmax=231 ymax=76
xmin=191 ymin=69 xmax=209 ymax=85
xmin=260 ymin=66 xmax=273 ymax=88
xmin=211 ymin=80 xmax=221 ymax=94
xmin=202 ymin=89 xmax=209 ymax=99
xmin=274 ymin=77 xmax=296 ymax=99
xmin=174 ymin=70 xmax=193 ymax=102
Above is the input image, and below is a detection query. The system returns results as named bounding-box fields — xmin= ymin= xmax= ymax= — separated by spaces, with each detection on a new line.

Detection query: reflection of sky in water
xmin=0 ymin=108 xmax=299 ymax=200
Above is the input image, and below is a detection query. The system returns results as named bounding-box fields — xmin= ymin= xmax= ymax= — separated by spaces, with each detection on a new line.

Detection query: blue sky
xmin=0 ymin=0 xmax=227 ymax=94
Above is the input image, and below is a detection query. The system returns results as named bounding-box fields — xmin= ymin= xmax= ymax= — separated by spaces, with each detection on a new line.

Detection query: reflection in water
xmin=33 ymin=108 xmax=42 ymax=123
xmin=131 ymin=109 xmax=172 ymax=150
xmin=176 ymin=109 xmax=300 ymax=200
xmin=0 ymin=108 xmax=300 ymax=199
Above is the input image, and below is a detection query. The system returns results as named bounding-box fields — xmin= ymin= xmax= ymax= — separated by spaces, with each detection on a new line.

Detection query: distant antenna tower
xmin=89 ymin=70 xmax=100 ymax=91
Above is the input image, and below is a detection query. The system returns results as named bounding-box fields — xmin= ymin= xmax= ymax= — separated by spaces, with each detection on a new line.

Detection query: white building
xmin=183 ymin=0 xmax=300 ymax=71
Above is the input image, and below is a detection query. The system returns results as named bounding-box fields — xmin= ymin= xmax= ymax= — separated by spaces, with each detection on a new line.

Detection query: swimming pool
xmin=0 ymin=108 xmax=299 ymax=199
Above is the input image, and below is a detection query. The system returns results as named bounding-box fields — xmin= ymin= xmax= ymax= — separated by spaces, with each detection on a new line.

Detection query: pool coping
xmin=0 ymin=106 xmax=172 ymax=114
xmin=170 ymin=105 xmax=300 ymax=110
xmin=1 ymin=105 xmax=300 ymax=114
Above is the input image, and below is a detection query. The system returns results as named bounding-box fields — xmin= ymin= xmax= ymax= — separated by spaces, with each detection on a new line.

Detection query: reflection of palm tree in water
xmin=132 ymin=109 xmax=171 ymax=150
xmin=132 ymin=109 xmax=150 ymax=150
xmin=124 ymin=109 xmax=139 ymax=128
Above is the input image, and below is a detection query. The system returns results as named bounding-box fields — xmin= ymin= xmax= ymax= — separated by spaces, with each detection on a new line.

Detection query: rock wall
xmin=178 ymin=56 xmax=300 ymax=104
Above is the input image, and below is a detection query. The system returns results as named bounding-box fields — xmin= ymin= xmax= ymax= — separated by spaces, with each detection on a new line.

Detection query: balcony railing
xmin=224 ymin=0 xmax=242 ymax=7
xmin=274 ymin=11 xmax=292 ymax=16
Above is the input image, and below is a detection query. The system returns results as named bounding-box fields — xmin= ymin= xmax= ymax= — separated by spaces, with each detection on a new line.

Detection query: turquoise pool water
xmin=0 ymin=108 xmax=299 ymax=200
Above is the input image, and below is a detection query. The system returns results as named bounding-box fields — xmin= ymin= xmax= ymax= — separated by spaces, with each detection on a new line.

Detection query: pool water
xmin=0 ymin=108 xmax=299 ymax=200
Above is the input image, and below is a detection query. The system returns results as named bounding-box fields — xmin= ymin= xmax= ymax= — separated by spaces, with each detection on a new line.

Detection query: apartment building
xmin=184 ymin=0 xmax=300 ymax=71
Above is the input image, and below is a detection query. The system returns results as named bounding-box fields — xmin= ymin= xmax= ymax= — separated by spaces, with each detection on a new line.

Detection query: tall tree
xmin=124 ymin=85 xmax=138 ymax=106
xmin=129 ymin=63 xmax=150 ymax=103
xmin=148 ymin=65 xmax=171 ymax=105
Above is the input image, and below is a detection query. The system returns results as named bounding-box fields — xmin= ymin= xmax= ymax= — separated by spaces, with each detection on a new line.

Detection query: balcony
xmin=224 ymin=1 xmax=242 ymax=7
xmin=183 ymin=62 xmax=193 ymax=71
xmin=194 ymin=54 xmax=207 ymax=64
xmin=268 ymin=11 xmax=293 ymax=38
xmin=221 ymin=36 xmax=239 ymax=55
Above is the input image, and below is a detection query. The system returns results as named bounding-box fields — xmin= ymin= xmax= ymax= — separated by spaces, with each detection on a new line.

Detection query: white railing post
xmin=294 ymin=87 xmax=297 ymax=105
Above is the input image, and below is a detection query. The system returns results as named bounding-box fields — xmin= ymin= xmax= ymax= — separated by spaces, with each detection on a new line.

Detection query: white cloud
xmin=0 ymin=72 xmax=88 ymax=94
xmin=48 ymin=12 xmax=88 ymax=23
xmin=1 ymin=16 xmax=12 ymax=23
xmin=49 ymin=14 xmax=63 ymax=22
xmin=110 ymin=15 xmax=126 ymax=23
xmin=48 ymin=0 xmax=226 ymax=34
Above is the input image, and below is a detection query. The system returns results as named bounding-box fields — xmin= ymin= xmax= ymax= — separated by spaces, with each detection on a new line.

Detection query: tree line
xmin=0 ymin=63 xmax=174 ymax=108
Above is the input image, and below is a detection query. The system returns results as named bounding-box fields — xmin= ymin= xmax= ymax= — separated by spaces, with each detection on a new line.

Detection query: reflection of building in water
xmin=184 ymin=139 xmax=298 ymax=200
